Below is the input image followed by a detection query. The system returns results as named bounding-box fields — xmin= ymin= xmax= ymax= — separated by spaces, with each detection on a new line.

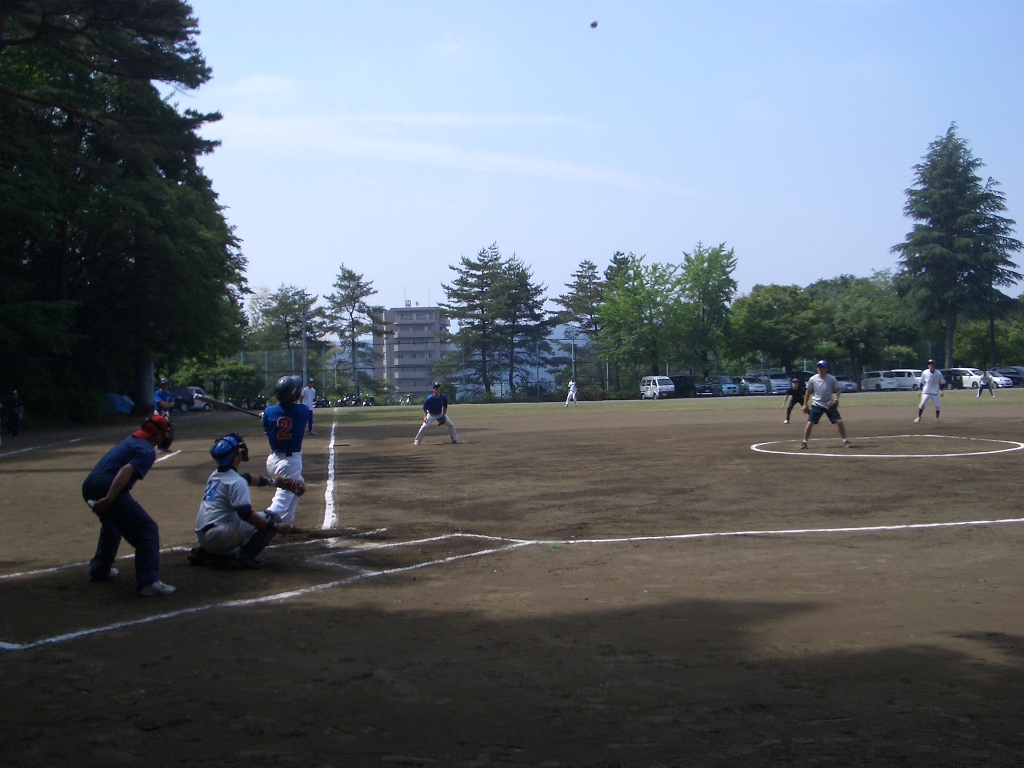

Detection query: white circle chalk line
xmin=751 ymin=433 xmax=1024 ymax=458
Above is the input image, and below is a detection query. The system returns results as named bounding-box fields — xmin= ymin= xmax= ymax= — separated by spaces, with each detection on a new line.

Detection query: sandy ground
xmin=1 ymin=392 xmax=1023 ymax=767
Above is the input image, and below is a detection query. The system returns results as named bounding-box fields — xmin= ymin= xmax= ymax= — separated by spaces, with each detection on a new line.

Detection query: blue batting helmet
xmin=210 ymin=432 xmax=249 ymax=470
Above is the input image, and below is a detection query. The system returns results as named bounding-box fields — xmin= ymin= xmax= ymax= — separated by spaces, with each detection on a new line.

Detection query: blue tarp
xmin=105 ymin=393 xmax=135 ymax=414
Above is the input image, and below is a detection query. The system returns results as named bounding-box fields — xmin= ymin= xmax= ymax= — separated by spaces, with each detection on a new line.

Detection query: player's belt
xmin=274 ymin=450 xmax=295 ymax=457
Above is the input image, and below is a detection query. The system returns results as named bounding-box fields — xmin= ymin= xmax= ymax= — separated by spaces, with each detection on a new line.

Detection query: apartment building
xmin=373 ymin=302 xmax=450 ymax=396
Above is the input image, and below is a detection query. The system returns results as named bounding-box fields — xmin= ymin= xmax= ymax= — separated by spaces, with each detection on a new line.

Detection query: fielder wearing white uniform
xmin=262 ymin=376 xmax=312 ymax=525
xmin=565 ymin=378 xmax=578 ymax=407
xmin=300 ymin=378 xmax=316 ymax=434
xmin=415 ymin=382 xmax=459 ymax=445
xmin=801 ymin=360 xmax=851 ymax=450
xmin=915 ymin=361 xmax=945 ymax=422
xmin=189 ymin=433 xmax=296 ymax=569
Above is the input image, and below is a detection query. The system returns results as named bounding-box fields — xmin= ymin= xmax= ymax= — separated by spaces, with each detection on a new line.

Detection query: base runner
xmin=801 ymin=360 xmax=851 ymax=450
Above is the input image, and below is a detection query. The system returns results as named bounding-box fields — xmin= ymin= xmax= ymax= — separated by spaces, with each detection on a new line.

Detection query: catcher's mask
xmin=133 ymin=414 xmax=174 ymax=451
xmin=210 ymin=432 xmax=248 ymax=470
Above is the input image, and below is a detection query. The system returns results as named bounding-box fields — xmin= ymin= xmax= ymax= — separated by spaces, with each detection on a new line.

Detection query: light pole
xmin=565 ymin=327 xmax=580 ymax=380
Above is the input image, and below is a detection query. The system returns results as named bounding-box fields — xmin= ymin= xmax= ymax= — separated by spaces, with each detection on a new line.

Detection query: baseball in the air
xmin=590 ymin=20 xmax=598 ymax=28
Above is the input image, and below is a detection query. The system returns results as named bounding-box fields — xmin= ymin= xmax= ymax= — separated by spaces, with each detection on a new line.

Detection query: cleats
xmin=138 ymin=580 xmax=176 ymax=597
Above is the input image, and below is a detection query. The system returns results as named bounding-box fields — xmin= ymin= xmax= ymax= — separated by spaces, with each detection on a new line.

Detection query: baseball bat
xmin=194 ymin=394 xmax=262 ymax=418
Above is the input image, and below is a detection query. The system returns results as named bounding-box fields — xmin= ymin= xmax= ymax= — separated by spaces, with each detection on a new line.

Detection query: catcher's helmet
xmin=274 ymin=375 xmax=302 ymax=404
xmin=210 ymin=432 xmax=249 ymax=469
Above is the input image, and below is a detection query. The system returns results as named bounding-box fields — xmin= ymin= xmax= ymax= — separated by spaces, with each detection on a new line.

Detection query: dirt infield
xmin=2 ymin=392 xmax=1023 ymax=767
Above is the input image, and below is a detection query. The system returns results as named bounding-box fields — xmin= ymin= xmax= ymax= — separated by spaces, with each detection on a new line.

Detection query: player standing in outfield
xmin=262 ymin=376 xmax=311 ymax=526
xmin=565 ymin=377 xmax=578 ymax=407
xmin=414 ymin=382 xmax=459 ymax=445
xmin=188 ymin=433 xmax=303 ymax=569
xmin=977 ymin=370 xmax=995 ymax=398
xmin=81 ymin=414 xmax=176 ymax=596
xmin=781 ymin=377 xmax=805 ymax=424
xmin=801 ymin=360 xmax=851 ymax=450
xmin=915 ymin=359 xmax=945 ymax=422
xmin=154 ymin=378 xmax=175 ymax=416
xmin=300 ymin=377 xmax=317 ymax=434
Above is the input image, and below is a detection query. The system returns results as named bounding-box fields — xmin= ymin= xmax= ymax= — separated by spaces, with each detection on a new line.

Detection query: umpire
xmin=82 ymin=414 xmax=176 ymax=596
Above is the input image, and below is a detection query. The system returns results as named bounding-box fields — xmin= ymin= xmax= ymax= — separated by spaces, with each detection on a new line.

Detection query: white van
xmin=640 ymin=376 xmax=676 ymax=399
xmin=890 ymin=369 xmax=923 ymax=390
xmin=861 ymin=371 xmax=899 ymax=391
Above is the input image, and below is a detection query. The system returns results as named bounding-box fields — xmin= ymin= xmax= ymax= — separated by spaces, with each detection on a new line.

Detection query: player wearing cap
xmin=189 ymin=433 xmax=298 ymax=569
xmin=300 ymin=377 xmax=317 ymax=434
xmin=801 ymin=360 xmax=851 ymax=450
xmin=154 ymin=378 xmax=175 ymax=416
xmin=81 ymin=414 xmax=176 ymax=595
xmin=414 ymin=382 xmax=459 ymax=445
xmin=914 ymin=359 xmax=945 ymax=422
xmin=781 ymin=377 xmax=806 ymax=424
xmin=262 ymin=376 xmax=312 ymax=526
xmin=565 ymin=377 xmax=578 ymax=407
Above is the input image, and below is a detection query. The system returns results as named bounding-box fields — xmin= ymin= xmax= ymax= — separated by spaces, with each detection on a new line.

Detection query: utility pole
xmin=300 ymin=292 xmax=309 ymax=384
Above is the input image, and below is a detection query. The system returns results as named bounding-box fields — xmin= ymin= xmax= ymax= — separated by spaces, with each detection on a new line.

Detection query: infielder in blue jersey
xmin=262 ymin=375 xmax=312 ymax=525
xmin=414 ymin=382 xmax=459 ymax=445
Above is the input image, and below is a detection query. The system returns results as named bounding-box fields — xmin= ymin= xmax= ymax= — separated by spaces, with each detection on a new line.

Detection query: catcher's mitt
xmin=274 ymin=475 xmax=306 ymax=496
xmin=436 ymin=415 xmax=446 ymax=425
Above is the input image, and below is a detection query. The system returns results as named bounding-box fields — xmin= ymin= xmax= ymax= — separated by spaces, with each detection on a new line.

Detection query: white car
xmin=861 ymin=371 xmax=899 ymax=391
xmin=947 ymin=368 xmax=985 ymax=388
xmin=890 ymin=369 xmax=923 ymax=390
xmin=987 ymin=371 xmax=1013 ymax=388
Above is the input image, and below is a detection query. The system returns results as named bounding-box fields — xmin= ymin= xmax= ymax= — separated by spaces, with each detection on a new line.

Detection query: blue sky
xmin=179 ymin=1 xmax=1024 ymax=312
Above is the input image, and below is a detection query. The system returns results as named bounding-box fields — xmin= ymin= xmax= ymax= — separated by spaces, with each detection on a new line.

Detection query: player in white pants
xmin=261 ymin=376 xmax=312 ymax=525
xmin=189 ymin=433 xmax=297 ymax=568
xmin=415 ymin=382 xmax=459 ymax=444
xmin=565 ymin=377 xmax=578 ymax=407
xmin=914 ymin=360 xmax=945 ymax=422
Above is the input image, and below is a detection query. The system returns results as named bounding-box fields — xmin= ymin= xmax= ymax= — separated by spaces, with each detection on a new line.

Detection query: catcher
xmin=414 ymin=382 xmax=459 ymax=445
xmin=188 ymin=432 xmax=305 ymax=569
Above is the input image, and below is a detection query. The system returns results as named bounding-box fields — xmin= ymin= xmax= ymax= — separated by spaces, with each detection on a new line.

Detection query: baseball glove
xmin=274 ymin=475 xmax=306 ymax=496
xmin=436 ymin=415 xmax=446 ymax=425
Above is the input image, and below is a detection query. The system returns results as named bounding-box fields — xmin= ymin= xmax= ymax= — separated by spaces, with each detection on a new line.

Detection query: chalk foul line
xmin=3 ymin=517 xmax=1024 ymax=652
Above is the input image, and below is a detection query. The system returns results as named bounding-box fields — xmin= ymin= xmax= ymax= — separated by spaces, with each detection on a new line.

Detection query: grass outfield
xmin=326 ymin=387 xmax=1024 ymax=422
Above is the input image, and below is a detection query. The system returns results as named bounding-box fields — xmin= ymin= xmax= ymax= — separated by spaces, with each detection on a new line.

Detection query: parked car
xmin=741 ymin=376 xmax=768 ymax=395
xmin=992 ymin=366 xmax=1024 ymax=387
xmin=766 ymin=372 xmax=793 ymax=394
xmin=187 ymin=385 xmax=213 ymax=411
xmin=732 ymin=376 xmax=751 ymax=395
xmin=861 ymin=371 xmax=899 ymax=391
xmin=693 ymin=378 xmax=720 ymax=396
xmin=168 ymin=385 xmax=195 ymax=412
xmin=987 ymin=371 xmax=1013 ymax=388
xmin=890 ymin=369 xmax=923 ymax=390
xmin=706 ymin=375 xmax=741 ymax=396
xmin=640 ymin=376 xmax=676 ymax=399
xmin=939 ymin=369 xmax=963 ymax=389
xmin=835 ymin=376 xmax=859 ymax=393
xmin=668 ymin=375 xmax=698 ymax=398
xmin=946 ymin=367 xmax=985 ymax=388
